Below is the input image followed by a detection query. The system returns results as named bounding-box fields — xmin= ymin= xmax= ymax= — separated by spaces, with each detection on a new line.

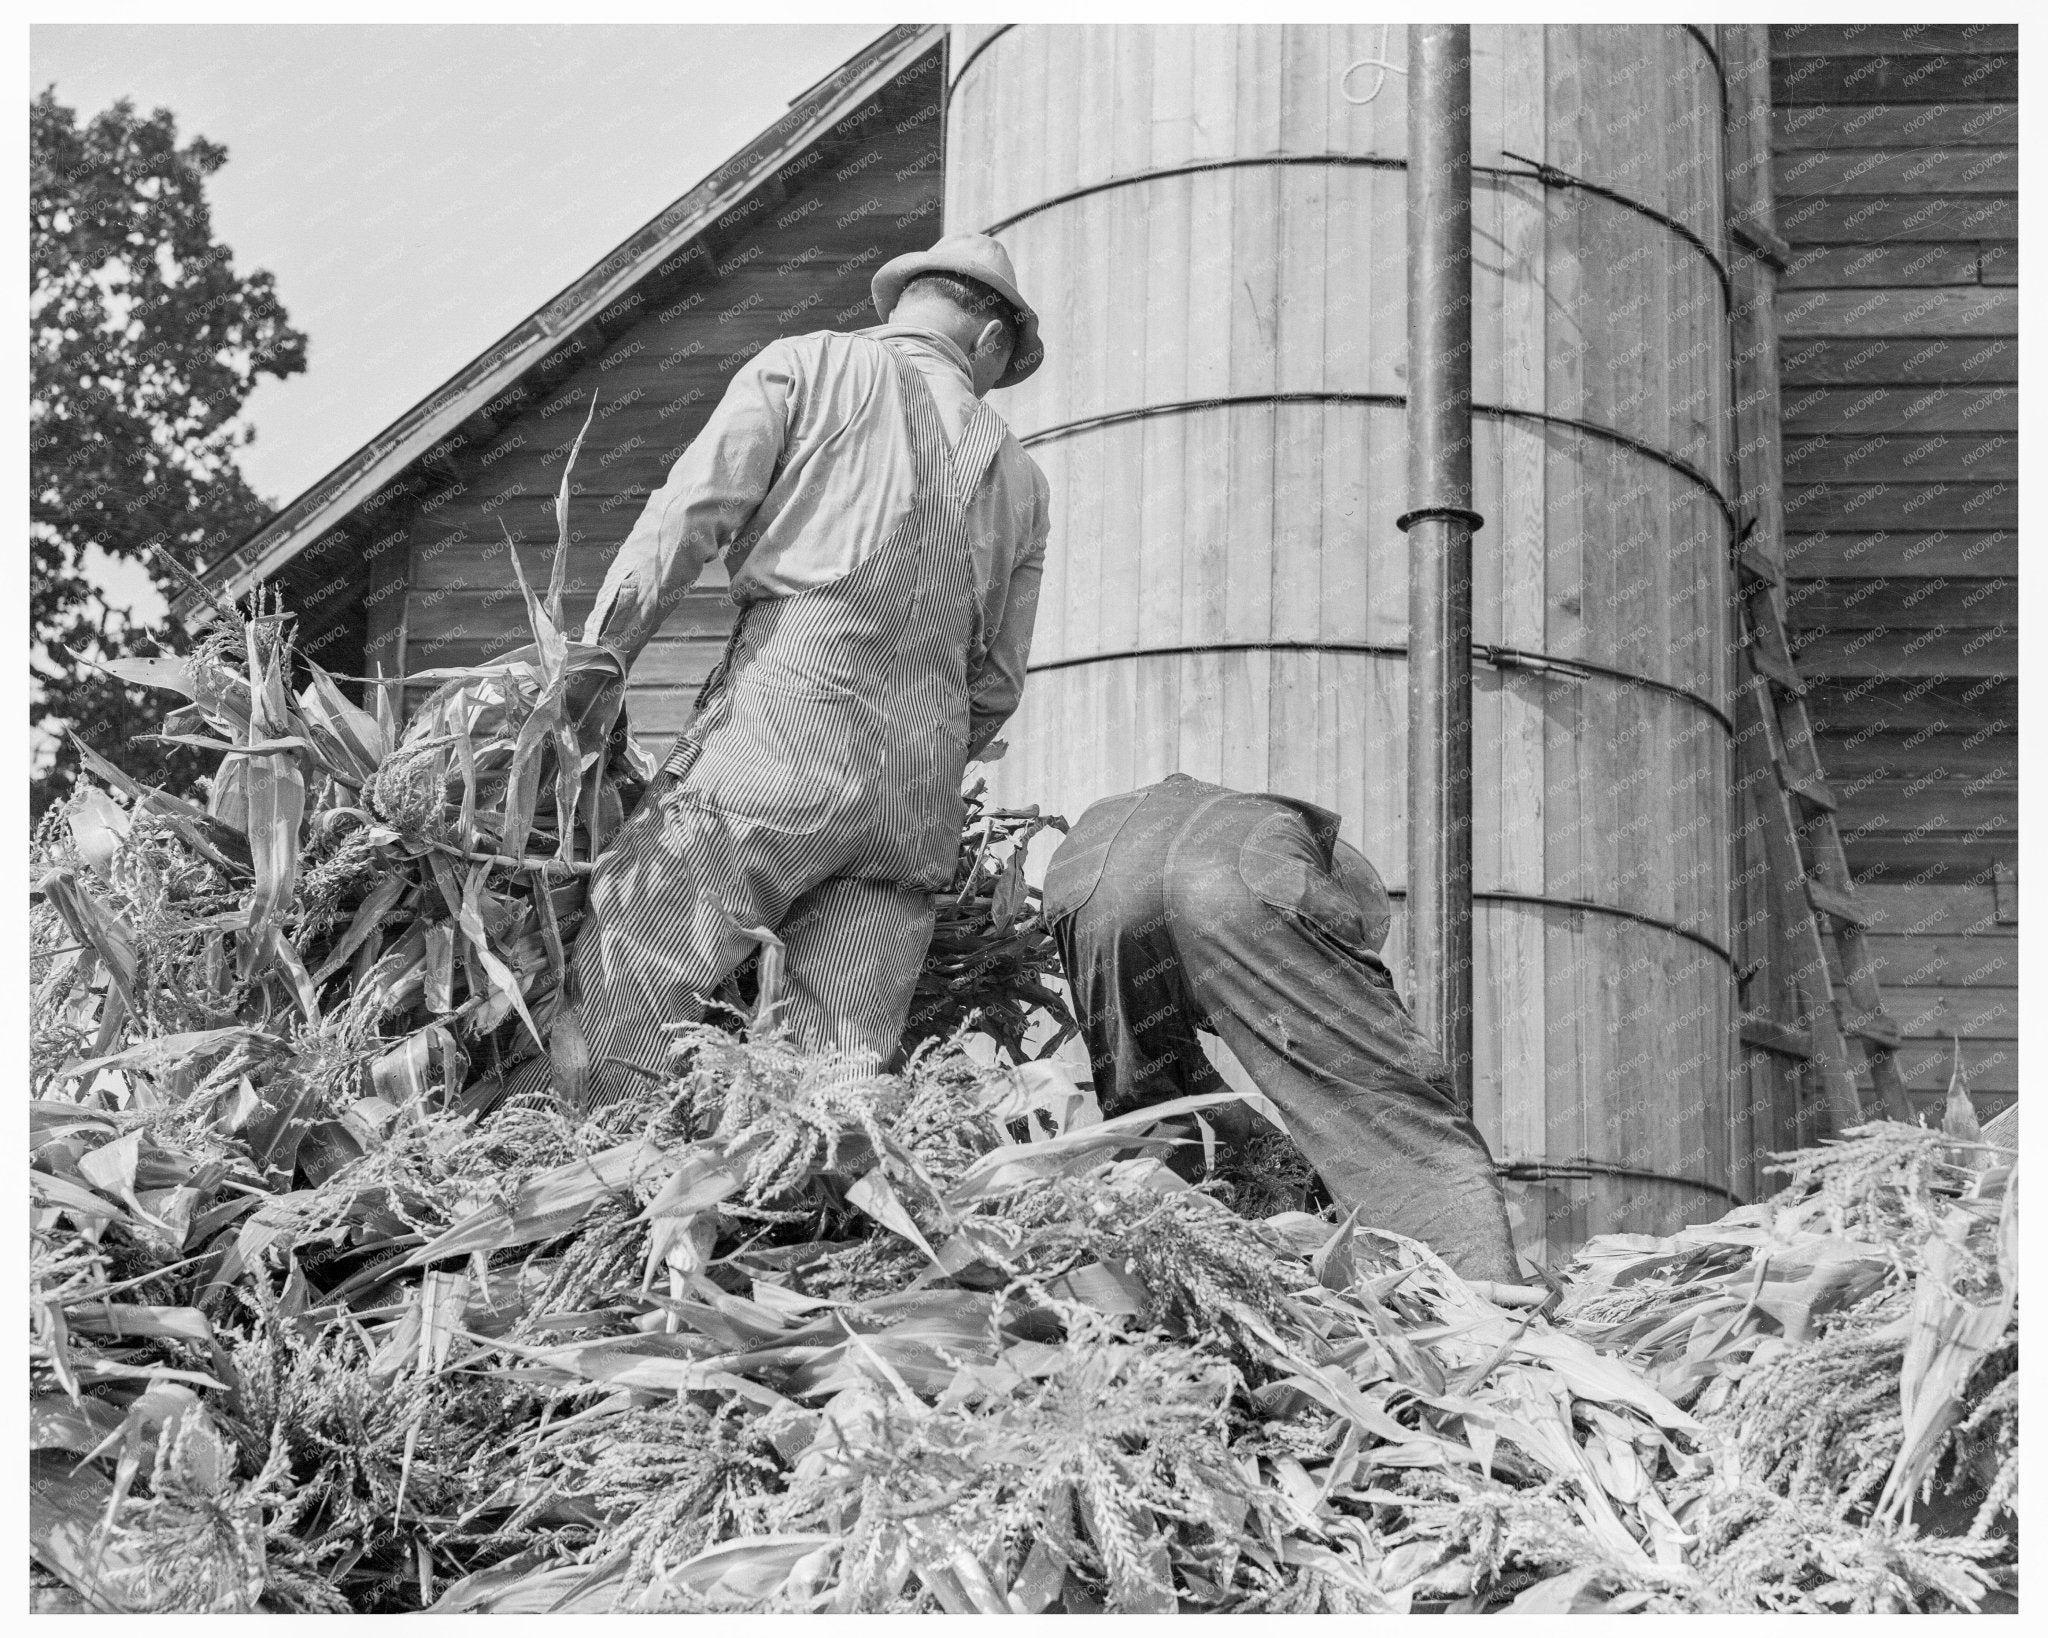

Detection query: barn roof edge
xmin=178 ymin=21 xmax=944 ymax=624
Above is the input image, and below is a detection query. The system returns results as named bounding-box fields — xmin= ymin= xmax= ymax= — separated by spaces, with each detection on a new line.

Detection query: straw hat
xmin=871 ymin=231 xmax=1043 ymax=388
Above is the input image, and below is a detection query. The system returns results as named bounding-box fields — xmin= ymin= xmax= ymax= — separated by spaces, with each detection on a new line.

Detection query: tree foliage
xmin=30 ymin=86 xmax=308 ymax=816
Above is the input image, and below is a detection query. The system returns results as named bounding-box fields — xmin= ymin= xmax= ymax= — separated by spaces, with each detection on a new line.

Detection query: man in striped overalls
xmin=552 ymin=234 xmax=1051 ymax=1107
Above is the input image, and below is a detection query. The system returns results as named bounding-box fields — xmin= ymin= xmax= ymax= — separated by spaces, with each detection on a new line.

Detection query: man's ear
xmin=974 ymin=317 xmax=1010 ymax=363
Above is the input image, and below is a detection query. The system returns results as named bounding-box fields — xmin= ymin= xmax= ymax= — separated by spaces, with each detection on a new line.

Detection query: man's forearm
xmin=965 ymin=545 xmax=1044 ymax=759
xmin=583 ymin=483 xmax=724 ymax=670
xmin=581 ymin=342 xmax=794 ymax=671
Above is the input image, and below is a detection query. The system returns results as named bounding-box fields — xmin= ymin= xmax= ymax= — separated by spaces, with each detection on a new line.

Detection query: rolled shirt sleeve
xmin=965 ymin=463 xmax=1050 ymax=761
xmin=582 ymin=341 xmax=796 ymax=671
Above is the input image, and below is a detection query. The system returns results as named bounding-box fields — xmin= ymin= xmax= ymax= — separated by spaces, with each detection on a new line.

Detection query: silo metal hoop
xmin=946 ymin=24 xmax=1016 ymax=102
xmin=1022 ymin=637 xmax=1736 ymax=736
xmin=978 ymin=153 xmax=1406 ymax=238
xmin=1681 ymin=24 xmax=1732 ymax=143
xmin=1376 ymin=886 xmax=1730 ymax=965
xmin=1467 ymin=890 xmax=1730 ymax=965
xmin=971 ymin=151 xmax=1731 ymax=310
xmin=1396 ymin=505 xmax=1486 ymax=533
xmin=1497 ymin=1155 xmax=1745 ymax=1208
xmin=1492 ymin=152 xmax=1731 ymax=309
xmin=1019 ymin=392 xmax=1740 ymax=531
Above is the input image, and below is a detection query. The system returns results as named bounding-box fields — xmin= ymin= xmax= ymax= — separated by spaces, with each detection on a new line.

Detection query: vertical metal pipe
xmin=1400 ymin=24 xmax=1480 ymax=1106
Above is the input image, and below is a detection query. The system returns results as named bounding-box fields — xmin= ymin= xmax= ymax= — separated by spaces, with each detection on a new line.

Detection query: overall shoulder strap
xmin=950 ymin=403 xmax=1007 ymax=503
xmin=881 ymin=344 xmax=959 ymax=497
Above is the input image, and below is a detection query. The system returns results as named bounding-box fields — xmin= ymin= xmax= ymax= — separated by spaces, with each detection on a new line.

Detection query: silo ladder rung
xmin=1783 ymin=770 xmax=1839 ymax=812
xmin=1805 ymin=877 xmax=1872 ymax=926
xmin=1839 ymin=1006 xmax=1904 ymax=1052
xmin=1739 ymin=1013 xmax=1813 ymax=1060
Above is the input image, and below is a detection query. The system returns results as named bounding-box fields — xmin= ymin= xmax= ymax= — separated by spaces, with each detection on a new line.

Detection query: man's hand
xmin=563 ymin=647 xmax=627 ymax=739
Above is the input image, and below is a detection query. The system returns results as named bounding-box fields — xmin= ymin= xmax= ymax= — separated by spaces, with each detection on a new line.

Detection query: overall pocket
xmin=1041 ymin=790 xmax=1149 ymax=927
xmin=678 ymin=675 xmax=864 ymax=836
xmin=1236 ymin=809 xmax=1371 ymax=951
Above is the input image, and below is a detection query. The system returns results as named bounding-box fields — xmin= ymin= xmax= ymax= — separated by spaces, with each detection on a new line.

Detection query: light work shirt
xmin=585 ymin=323 xmax=1051 ymax=758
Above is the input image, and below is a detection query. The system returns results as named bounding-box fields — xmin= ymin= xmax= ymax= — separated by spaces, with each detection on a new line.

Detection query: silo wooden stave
xmin=948 ymin=24 xmax=1734 ymax=1258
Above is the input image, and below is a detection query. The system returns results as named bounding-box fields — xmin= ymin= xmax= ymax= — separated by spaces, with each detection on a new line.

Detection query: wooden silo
xmin=948 ymin=24 xmax=1737 ymax=1257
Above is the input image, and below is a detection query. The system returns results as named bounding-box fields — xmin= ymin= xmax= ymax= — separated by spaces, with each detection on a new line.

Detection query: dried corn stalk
xmin=901 ymin=778 xmax=1075 ymax=1065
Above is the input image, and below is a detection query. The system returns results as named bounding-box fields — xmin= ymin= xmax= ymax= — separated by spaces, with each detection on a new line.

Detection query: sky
xmin=31 ymin=23 xmax=893 ymax=518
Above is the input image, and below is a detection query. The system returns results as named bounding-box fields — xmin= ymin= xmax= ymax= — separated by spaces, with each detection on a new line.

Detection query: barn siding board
xmin=1781 ymin=245 xmax=2007 ymax=291
xmin=1773 ymin=25 xmax=2017 ymax=56
xmin=1808 ymin=678 xmax=2015 ymax=737
xmin=1792 ymin=630 xmax=2016 ymax=680
xmin=1785 ymin=577 xmax=2014 ymax=632
xmin=1775 ymin=287 xmax=2015 ymax=338
xmin=1779 ymin=336 xmax=2017 ymax=387
xmin=1774 ymin=102 xmax=2016 ymax=149
xmin=1781 ymin=483 xmax=2016 ymax=532
xmin=1774 ymin=195 xmax=2016 ymax=246
xmin=1774 ymin=147 xmax=2018 ymax=197
xmin=1781 ymin=385 xmax=2016 ymax=434
xmin=1783 ymin=432 xmax=2014 ymax=484
xmin=1771 ymin=51 xmax=2016 ymax=105
xmin=1787 ymin=532 xmax=2015 ymax=578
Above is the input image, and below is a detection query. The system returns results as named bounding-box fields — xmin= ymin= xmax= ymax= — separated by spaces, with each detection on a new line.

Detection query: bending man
xmin=1041 ymin=773 xmax=1522 ymax=1283
xmin=553 ymin=234 xmax=1052 ymax=1107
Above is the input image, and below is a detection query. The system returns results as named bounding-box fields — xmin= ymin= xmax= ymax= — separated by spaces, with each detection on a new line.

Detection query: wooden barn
xmin=182 ymin=23 xmax=2018 ymax=1254
xmin=1768 ymin=24 xmax=2017 ymax=1127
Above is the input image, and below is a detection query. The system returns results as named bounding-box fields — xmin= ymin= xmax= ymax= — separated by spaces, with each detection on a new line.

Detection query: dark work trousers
xmin=1043 ymin=774 xmax=1521 ymax=1283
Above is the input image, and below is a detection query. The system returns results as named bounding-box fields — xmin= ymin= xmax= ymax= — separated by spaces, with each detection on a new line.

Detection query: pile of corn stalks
xmin=27 ymin=492 xmax=2015 ymax=1611
xmin=29 ymin=931 xmax=2018 ymax=1613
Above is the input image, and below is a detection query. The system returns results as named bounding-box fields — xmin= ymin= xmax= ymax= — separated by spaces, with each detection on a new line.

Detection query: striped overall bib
xmin=560 ymin=341 xmax=1005 ymax=1106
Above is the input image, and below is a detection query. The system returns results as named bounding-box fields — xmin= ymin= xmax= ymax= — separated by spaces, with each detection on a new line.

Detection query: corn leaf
xmin=501 ymin=520 xmax=566 ymax=682
xmin=91 ymin=653 xmax=199 ymax=699
xmin=30 ymin=1394 xmax=127 ymax=1455
xmin=454 ymin=718 xmax=481 ymax=853
xmin=303 ymin=658 xmax=389 ymax=771
xmin=845 ymin=1169 xmax=941 ymax=1263
xmin=31 ymin=1170 xmax=124 ymax=1226
xmin=66 ymin=790 xmax=131 ymax=880
xmin=38 ymin=869 xmax=141 ymax=1013
xmin=496 ymin=683 xmax=564 ymax=866
xmin=68 ymin=737 xmax=248 ymax=873
xmin=548 ymin=393 xmax=599 ymax=628
xmin=312 ymin=876 xmax=407 ymax=986
xmin=405 ymin=1139 xmax=654 ymax=1266
xmin=237 ymin=632 xmax=305 ymax=977
xmin=65 ymin=1304 xmax=214 ymax=1346
xmin=457 ymin=864 xmax=542 ymax=1049
xmin=947 ymin=1089 xmax=1248 ymax=1203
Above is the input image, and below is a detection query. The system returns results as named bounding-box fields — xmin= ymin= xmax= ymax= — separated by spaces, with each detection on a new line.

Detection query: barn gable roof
xmin=180 ymin=22 xmax=941 ymax=624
